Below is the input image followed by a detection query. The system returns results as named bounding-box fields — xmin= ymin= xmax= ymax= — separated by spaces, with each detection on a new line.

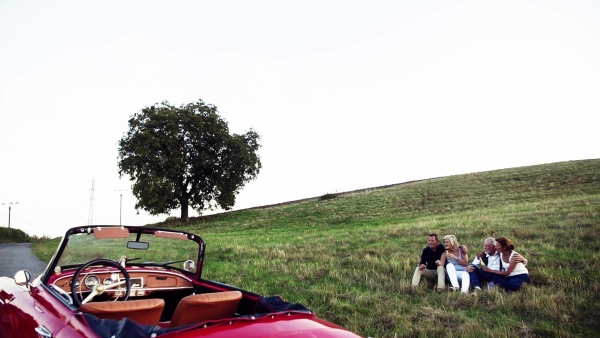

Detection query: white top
xmin=471 ymin=251 xmax=502 ymax=271
xmin=501 ymin=251 xmax=529 ymax=276
xmin=487 ymin=252 xmax=502 ymax=271
xmin=447 ymin=248 xmax=466 ymax=271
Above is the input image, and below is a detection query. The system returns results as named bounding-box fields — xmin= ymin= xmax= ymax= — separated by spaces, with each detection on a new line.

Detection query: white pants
xmin=446 ymin=263 xmax=470 ymax=293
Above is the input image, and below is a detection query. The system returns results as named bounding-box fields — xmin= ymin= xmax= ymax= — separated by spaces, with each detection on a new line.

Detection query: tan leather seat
xmin=80 ymin=298 xmax=165 ymax=325
xmin=170 ymin=291 xmax=242 ymax=327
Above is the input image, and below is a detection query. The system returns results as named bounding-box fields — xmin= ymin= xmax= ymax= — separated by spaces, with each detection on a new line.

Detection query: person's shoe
xmin=449 ymin=287 xmax=458 ymax=292
xmin=474 ymin=286 xmax=482 ymax=292
xmin=435 ymin=287 xmax=443 ymax=293
xmin=486 ymin=282 xmax=496 ymax=291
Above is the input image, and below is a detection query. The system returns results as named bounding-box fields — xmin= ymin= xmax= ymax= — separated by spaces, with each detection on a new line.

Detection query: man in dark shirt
xmin=411 ymin=233 xmax=446 ymax=292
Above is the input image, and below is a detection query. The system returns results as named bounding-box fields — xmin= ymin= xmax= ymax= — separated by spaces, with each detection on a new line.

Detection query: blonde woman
xmin=443 ymin=235 xmax=470 ymax=293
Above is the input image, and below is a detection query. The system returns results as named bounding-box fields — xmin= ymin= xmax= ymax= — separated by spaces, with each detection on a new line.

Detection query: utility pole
xmin=1 ymin=202 xmax=19 ymax=228
xmin=114 ymin=189 xmax=129 ymax=225
xmin=88 ymin=179 xmax=95 ymax=225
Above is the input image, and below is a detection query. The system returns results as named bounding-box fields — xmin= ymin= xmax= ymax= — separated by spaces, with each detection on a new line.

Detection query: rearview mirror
xmin=127 ymin=241 xmax=149 ymax=250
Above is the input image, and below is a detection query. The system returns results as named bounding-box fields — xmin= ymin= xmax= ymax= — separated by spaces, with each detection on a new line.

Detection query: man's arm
xmin=513 ymin=252 xmax=528 ymax=266
xmin=466 ymin=250 xmax=486 ymax=272
xmin=419 ymin=248 xmax=428 ymax=265
xmin=473 ymin=250 xmax=485 ymax=265
xmin=437 ymin=251 xmax=447 ymax=267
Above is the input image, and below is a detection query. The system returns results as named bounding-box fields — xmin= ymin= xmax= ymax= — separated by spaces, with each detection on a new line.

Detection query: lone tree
xmin=117 ymin=99 xmax=261 ymax=222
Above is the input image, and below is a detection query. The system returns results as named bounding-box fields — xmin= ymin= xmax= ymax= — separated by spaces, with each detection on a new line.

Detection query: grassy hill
xmin=35 ymin=159 xmax=600 ymax=337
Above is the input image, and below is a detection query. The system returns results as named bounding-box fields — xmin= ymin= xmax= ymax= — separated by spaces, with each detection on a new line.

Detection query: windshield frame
xmin=41 ymin=226 xmax=206 ymax=285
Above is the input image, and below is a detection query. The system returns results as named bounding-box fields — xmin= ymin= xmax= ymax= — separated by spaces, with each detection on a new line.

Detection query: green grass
xmin=34 ymin=159 xmax=600 ymax=337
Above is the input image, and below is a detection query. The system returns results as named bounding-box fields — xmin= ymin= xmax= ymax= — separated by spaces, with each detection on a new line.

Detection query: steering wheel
xmin=70 ymin=259 xmax=131 ymax=307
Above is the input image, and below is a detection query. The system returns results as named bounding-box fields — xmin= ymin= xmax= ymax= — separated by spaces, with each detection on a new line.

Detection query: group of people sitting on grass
xmin=411 ymin=233 xmax=530 ymax=293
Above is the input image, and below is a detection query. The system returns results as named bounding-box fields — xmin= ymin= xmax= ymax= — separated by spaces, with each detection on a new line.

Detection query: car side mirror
xmin=183 ymin=260 xmax=195 ymax=272
xmin=14 ymin=270 xmax=32 ymax=286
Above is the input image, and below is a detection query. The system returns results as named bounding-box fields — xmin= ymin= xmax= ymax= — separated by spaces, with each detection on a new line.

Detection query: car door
xmin=1 ymin=276 xmax=45 ymax=338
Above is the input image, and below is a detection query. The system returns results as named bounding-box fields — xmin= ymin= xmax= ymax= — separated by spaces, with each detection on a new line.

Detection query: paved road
xmin=0 ymin=243 xmax=47 ymax=278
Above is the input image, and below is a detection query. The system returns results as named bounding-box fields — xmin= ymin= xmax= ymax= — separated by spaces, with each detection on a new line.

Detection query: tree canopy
xmin=117 ymin=100 xmax=261 ymax=221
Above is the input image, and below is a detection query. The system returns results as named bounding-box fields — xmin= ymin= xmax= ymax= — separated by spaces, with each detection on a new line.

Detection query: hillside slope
xmin=154 ymin=159 xmax=599 ymax=337
xmin=34 ymin=159 xmax=599 ymax=337
xmin=164 ymin=158 xmax=599 ymax=231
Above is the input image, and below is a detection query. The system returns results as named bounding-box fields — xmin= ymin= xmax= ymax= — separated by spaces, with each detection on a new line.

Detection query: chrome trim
xmin=35 ymin=325 xmax=52 ymax=338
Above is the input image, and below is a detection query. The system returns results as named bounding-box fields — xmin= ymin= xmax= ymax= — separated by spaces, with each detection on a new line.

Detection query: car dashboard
xmin=51 ymin=268 xmax=194 ymax=299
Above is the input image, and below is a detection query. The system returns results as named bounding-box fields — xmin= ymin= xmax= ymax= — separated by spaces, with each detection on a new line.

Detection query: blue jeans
xmin=468 ymin=265 xmax=494 ymax=288
xmin=491 ymin=273 xmax=530 ymax=291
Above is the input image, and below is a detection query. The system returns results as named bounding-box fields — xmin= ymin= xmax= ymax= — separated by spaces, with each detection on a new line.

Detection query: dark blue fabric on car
xmin=83 ymin=313 xmax=181 ymax=338
xmin=83 ymin=296 xmax=312 ymax=337
xmin=254 ymin=295 xmax=313 ymax=314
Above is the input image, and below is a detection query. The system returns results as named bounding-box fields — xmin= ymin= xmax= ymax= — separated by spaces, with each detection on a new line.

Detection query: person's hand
xmin=482 ymin=265 xmax=489 ymax=272
xmin=513 ymin=253 xmax=524 ymax=262
xmin=466 ymin=265 xmax=474 ymax=272
xmin=419 ymin=264 xmax=426 ymax=271
xmin=435 ymin=260 xmax=441 ymax=266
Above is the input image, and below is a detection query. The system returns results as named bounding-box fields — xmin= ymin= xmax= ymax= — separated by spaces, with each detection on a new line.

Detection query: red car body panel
xmin=159 ymin=316 xmax=360 ymax=338
xmin=0 ymin=277 xmax=99 ymax=338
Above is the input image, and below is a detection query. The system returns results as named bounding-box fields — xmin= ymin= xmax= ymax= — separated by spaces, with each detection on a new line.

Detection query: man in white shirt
xmin=466 ymin=237 xmax=527 ymax=291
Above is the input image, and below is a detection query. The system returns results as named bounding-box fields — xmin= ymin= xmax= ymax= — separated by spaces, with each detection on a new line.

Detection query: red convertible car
xmin=0 ymin=225 xmax=362 ymax=337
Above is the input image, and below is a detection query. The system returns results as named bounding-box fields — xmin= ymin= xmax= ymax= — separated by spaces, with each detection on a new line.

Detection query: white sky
xmin=1 ymin=0 xmax=598 ymax=238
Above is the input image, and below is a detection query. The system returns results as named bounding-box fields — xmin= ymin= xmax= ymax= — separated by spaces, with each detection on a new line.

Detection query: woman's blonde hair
xmin=443 ymin=234 xmax=459 ymax=249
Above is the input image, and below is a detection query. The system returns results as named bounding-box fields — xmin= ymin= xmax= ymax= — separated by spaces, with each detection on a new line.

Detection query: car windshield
xmin=56 ymin=226 xmax=201 ymax=274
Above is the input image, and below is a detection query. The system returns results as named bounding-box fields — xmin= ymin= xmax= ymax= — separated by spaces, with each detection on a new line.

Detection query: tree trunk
xmin=180 ymin=200 xmax=189 ymax=222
